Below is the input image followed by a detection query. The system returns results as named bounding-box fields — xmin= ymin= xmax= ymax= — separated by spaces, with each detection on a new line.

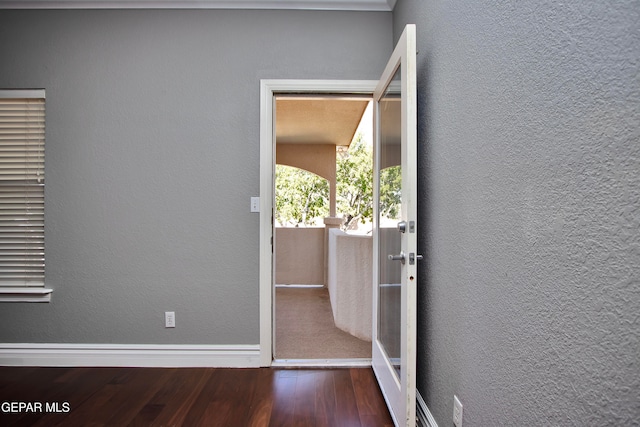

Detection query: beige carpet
xmin=275 ymin=286 xmax=371 ymax=359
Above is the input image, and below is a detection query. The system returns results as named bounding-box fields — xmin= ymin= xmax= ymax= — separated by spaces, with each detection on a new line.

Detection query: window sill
xmin=0 ymin=287 xmax=53 ymax=303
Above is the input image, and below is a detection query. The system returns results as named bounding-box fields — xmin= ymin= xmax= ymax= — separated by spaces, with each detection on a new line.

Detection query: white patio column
xmin=330 ymin=175 xmax=336 ymax=217
xmin=323 ymin=216 xmax=343 ymax=287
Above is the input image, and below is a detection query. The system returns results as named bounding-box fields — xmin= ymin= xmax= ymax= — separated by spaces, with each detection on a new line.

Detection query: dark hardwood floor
xmin=0 ymin=366 xmax=394 ymax=426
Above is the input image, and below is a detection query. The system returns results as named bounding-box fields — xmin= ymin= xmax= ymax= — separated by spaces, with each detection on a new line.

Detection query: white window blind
xmin=0 ymin=90 xmax=45 ymax=289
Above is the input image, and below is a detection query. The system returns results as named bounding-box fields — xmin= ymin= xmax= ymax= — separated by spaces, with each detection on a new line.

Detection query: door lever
xmin=388 ymin=251 xmax=406 ymax=264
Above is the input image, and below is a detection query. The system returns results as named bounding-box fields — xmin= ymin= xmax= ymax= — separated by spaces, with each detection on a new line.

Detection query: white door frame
xmin=259 ymin=79 xmax=378 ymax=366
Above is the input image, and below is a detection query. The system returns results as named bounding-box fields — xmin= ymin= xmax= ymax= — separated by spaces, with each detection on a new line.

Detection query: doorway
xmin=258 ymin=80 xmax=378 ymax=367
xmin=274 ymin=94 xmax=373 ymax=362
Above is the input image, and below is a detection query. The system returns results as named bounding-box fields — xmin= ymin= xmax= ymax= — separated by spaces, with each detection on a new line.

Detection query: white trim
xmin=0 ymin=287 xmax=53 ymax=303
xmin=272 ymin=358 xmax=371 ymax=367
xmin=274 ymin=283 xmax=324 ymax=288
xmin=416 ymin=389 xmax=439 ymax=427
xmin=0 ymin=0 xmax=394 ymax=10
xmin=0 ymin=89 xmax=45 ymax=99
xmin=0 ymin=343 xmax=261 ymax=367
xmin=259 ymin=79 xmax=377 ymax=367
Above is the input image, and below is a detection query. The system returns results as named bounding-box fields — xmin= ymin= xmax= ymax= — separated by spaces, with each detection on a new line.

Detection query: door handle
xmin=388 ymin=251 xmax=406 ymax=264
xmin=389 ymin=252 xmax=423 ymax=265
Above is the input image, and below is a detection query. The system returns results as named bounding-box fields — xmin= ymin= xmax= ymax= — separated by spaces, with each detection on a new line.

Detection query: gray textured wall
xmin=394 ymin=0 xmax=640 ymax=425
xmin=0 ymin=9 xmax=392 ymax=344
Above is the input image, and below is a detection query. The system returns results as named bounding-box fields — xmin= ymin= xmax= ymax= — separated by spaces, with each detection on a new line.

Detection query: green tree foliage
xmin=379 ymin=165 xmax=402 ymax=219
xmin=275 ymin=133 xmax=402 ymax=229
xmin=275 ymin=165 xmax=328 ymax=226
xmin=336 ymin=134 xmax=373 ymax=230
xmin=336 ymin=134 xmax=402 ymax=229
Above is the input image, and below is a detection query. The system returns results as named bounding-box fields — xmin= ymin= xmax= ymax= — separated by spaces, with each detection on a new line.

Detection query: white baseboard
xmin=0 ymin=343 xmax=261 ymax=368
xmin=417 ymin=389 xmax=439 ymax=427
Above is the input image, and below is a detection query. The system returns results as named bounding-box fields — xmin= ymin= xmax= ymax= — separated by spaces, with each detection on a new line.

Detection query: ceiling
xmin=275 ymin=96 xmax=369 ymax=148
xmin=0 ymin=0 xmax=397 ymax=10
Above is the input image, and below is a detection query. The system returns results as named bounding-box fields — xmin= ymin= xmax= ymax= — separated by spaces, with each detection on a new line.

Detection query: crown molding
xmin=0 ymin=0 xmax=396 ymax=10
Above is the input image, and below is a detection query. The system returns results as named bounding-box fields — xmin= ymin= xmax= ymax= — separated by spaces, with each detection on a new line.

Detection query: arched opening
xmin=275 ymin=165 xmax=329 ymax=228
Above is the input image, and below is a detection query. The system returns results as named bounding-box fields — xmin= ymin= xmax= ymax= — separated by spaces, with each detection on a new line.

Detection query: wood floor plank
xmin=125 ymin=403 xmax=165 ymax=427
xmin=293 ymin=370 xmax=318 ymax=426
xmin=193 ymin=368 xmax=255 ymax=426
xmin=0 ymin=367 xmax=69 ymax=401
xmin=146 ymin=368 xmax=213 ymax=427
xmin=333 ymin=368 xmax=363 ymax=427
xmin=244 ymin=368 xmax=274 ymax=427
xmin=120 ymin=368 xmax=200 ymax=426
xmin=31 ymin=368 xmax=126 ymax=427
xmin=360 ymin=414 xmax=396 ymax=427
xmin=0 ymin=367 xmax=36 ymax=389
xmin=101 ymin=368 xmax=175 ymax=426
xmin=351 ymin=368 xmax=394 ymax=423
xmin=269 ymin=370 xmax=298 ymax=426
xmin=314 ymin=369 xmax=338 ymax=427
xmin=180 ymin=368 xmax=227 ymax=426
xmin=46 ymin=382 xmax=120 ymax=427
xmin=192 ymin=369 xmax=233 ymax=427
xmin=51 ymin=366 xmax=92 ymax=384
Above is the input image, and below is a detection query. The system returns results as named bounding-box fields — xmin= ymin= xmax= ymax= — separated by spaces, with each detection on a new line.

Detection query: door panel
xmin=372 ymin=24 xmax=417 ymax=427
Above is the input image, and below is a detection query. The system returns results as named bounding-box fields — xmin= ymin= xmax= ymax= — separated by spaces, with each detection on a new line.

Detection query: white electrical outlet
xmin=250 ymin=196 xmax=260 ymax=212
xmin=453 ymin=395 xmax=463 ymax=427
xmin=165 ymin=311 xmax=175 ymax=328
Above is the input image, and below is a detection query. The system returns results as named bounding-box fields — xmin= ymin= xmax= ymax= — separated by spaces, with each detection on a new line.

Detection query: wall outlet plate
xmin=250 ymin=197 xmax=260 ymax=212
xmin=453 ymin=395 xmax=463 ymax=427
xmin=165 ymin=311 xmax=175 ymax=328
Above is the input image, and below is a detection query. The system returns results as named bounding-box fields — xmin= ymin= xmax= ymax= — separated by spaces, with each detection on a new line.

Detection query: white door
xmin=371 ymin=24 xmax=418 ymax=427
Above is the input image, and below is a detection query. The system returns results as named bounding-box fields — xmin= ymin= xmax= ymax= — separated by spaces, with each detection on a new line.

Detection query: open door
xmin=371 ymin=24 xmax=418 ymax=426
